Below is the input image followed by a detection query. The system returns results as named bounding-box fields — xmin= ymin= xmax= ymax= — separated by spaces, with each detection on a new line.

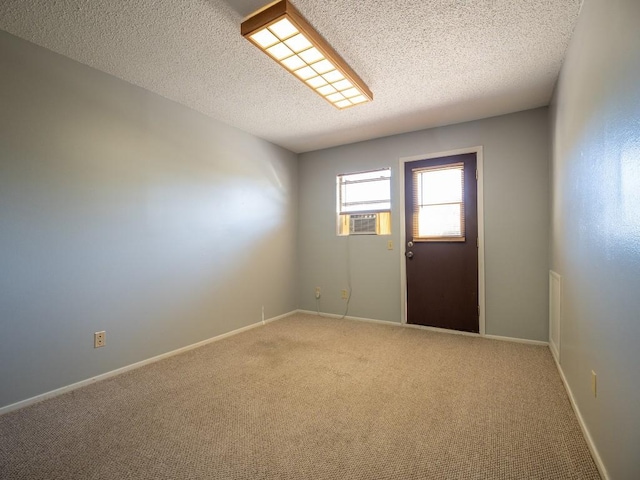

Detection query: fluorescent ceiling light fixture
xmin=242 ymin=0 xmax=373 ymax=110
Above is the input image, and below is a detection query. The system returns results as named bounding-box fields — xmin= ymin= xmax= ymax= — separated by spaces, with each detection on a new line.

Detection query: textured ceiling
xmin=0 ymin=0 xmax=582 ymax=153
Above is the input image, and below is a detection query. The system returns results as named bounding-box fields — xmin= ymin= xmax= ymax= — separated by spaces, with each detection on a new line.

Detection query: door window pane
xmin=412 ymin=163 xmax=465 ymax=241
xmin=420 ymin=168 xmax=463 ymax=204
xmin=418 ymin=204 xmax=462 ymax=237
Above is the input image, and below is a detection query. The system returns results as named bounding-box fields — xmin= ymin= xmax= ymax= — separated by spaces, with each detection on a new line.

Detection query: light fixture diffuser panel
xmin=241 ymin=0 xmax=372 ymax=109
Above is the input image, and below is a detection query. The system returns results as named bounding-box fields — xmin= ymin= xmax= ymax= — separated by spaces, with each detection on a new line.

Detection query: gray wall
xmin=298 ymin=108 xmax=550 ymax=341
xmin=550 ymin=0 xmax=640 ymax=478
xmin=0 ymin=31 xmax=298 ymax=409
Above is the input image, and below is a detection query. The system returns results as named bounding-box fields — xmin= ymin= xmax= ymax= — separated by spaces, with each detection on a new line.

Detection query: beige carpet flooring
xmin=0 ymin=313 xmax=600 ymax=479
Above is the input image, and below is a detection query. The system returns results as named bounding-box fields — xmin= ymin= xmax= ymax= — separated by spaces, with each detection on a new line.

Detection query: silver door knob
xmin=407 ymin=241 xmax=414 ymax=248
xmin=405 ymin=251 xmax=414 ymax=258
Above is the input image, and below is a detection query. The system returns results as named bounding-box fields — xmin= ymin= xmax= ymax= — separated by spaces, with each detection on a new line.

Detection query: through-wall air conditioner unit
xmin=349 ymin=214 xmax=377 ymax=235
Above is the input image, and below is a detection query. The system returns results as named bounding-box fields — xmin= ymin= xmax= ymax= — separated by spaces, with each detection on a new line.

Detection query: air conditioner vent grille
xmin=350 ymin=214 xmax=377 ymax=235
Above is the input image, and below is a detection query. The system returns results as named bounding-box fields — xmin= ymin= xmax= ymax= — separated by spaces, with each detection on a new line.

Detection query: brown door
xmin=404 ymin=153 xmax=478 ymax=332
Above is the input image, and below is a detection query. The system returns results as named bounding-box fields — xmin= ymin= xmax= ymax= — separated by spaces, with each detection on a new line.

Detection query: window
xmin=337 ymin=168 xmax=391 ymax=235
xmin=412 ymin=163 xmax=465 ymax=241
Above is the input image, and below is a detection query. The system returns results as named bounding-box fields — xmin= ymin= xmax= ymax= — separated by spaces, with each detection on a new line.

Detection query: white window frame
xmin=337 ymin=168 xmax=391 ymax=236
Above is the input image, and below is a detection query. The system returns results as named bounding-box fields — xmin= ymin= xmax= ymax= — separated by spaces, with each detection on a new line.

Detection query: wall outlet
xmin=94 ymin=331 xmax=106 ymax=348
xmin=315 ymin=287 xmax=321 ymax=299
xmin=341 ymin=289 xmax=349 ymax=300
xmin=387 ymin=240 xmax=393 ymax=250
xmin=591 ymin=370 xmax=597 ymax=398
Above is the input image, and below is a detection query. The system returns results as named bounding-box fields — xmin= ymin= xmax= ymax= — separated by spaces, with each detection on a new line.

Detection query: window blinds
xmin=412 ymin=163 xmax=465 ymax=241
xmin=338 ymin=168 xmax=391 ymax=214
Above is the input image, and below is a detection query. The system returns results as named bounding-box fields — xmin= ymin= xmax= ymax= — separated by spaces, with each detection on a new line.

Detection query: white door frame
xmin=399 ymin=146 xmax=486 ymax=335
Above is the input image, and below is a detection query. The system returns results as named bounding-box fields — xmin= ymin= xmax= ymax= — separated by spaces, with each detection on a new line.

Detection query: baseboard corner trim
xmin=263 ymin=310 xmax=297 ymax=324
xmin=0 ymin=310 xmax=296 ymax=416
xmin=553 ymin=357 xmax=610 ymax=480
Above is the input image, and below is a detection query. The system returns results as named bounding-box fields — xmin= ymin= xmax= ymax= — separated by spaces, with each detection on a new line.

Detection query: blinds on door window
xmin=412 ymin=163 xmax=465 ymax=242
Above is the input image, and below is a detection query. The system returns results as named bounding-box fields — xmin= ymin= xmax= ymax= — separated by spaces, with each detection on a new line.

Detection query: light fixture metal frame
xmin=241 ymin=0 xmax=373 ymax=109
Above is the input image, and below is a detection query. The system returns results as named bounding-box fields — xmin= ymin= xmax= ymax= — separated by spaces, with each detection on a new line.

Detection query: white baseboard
xmin=297 ymin=310 xmax=548 ymax=346
xmin=0 ymin=310 xmax=297 ymax=416
xmin=296 ymin=309 xmax=399 ymax=326
xmin=484 ymin=334 xmax=549 ymax=346
xmin=552 ymin=355 xmax=610 ymax=479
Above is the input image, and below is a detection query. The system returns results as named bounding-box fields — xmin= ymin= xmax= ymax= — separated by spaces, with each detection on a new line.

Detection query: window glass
xmin=338 ymin=169 xmax=391 ymax=214
xmin=337 ymin=168 xmax=391 ymax=235
xmin=413 ymin=163 xmax=465 ymax=241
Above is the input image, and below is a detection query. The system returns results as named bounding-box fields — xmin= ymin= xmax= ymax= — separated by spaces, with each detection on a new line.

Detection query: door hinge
xmin=478 ymin=305 xmax=480 ymax=316
xmin=475 ymin=169 xmax=478 ymax=180
xmin=476 ymin=237 xmax=479 ymax=248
